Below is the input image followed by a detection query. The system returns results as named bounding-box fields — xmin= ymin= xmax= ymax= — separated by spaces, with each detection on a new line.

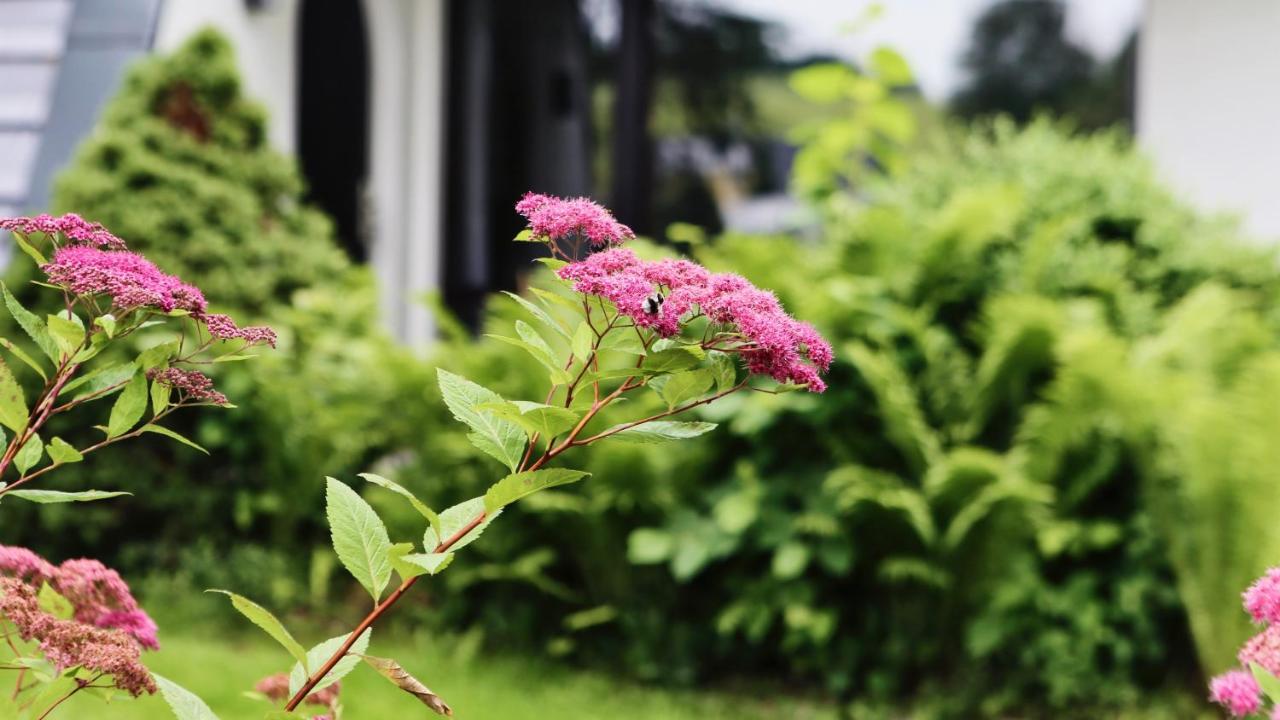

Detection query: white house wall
xmin=1138 ymin=0 xmax=1280 ymax=239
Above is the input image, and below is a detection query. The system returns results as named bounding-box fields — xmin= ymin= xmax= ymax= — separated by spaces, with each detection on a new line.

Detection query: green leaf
xmin=424 ymin=496 xmax=500 ymax=552
xmin=478 ymin=401 xmax=580 ymax=440
xmin=6 ymin=489 xmax=130 ymax=503
xmin=387 ymin=543 xmax=428 ymax=581
xmin=151 ymin=377 xmax=171 ymax=415
xmin=288 ymin=629 xmax=371 ymax=696
xmin=642 ymin=346 xmax=704 ymax=373
xmin=154 ymin=673 xmax=221 ymax=720
xmin=603 ymin=421 xmax=718 ymax=444
xmin=107 ymin=371 xmax=148 ymax=438
xmin=37 ymin=583 xmax=74 ymax=620
xmin=0 ymin=337 xmax=45 ymax=381
xmin=772 ymin=541 xmax=810 ymax=579
xmin=14 ymin=433 xmax=42 ymax=474
xmin=627 ymin=528 xmax=673 ymax=564
xmin=708 ymin=351 xmax=737 ymax=393
xmin=516 ymin=318 xmax=562 ymax=364
xmin=513 ymin=228 xmax=542 ymax=242
xmin=502 ymin=291 xmax=570 ymax=339
xmin=207 ymin=590 xmax=309 ymax=673
xmin=484 ymin=468 xmax=590 ymax=513
xmin=396 ymin=552 xmax=455 ymax=576
xmin=325 ymin=477 xmax=393 ymax=601
xmin=137 ymin=340 xmax=180 ymax=371
xmin=3 ymin=284 xmax=58 ymax=362
xmin=0 ymin=357 xmax=27 ymax=434
xmin=95 ymin=313 xmax=117 ymax=338
xmin=359 ymin=472 xmax=442 ymax=542
xmin=487 ymin=326 xmax=571 ymax=383
xmin=45 ymin=437 xmax=83 ymax=464
xmin=11 ymin=232 xmax=46 ymax=265
xmin=535 ymin=257 xmax=568 ymax=270
xmin=572 ymin=321 xmax=594 ymax=362
xmin=45 ymin=312 xmax=84 ymax=358
xmin=360 ymin=655 xmax=453 ymax=716
xmin=141 ymin=424 xmax=208 ymax=454
xmin=62 ymin=361 xmax=135 ymax=400
xmin=1252 ymin=662 xmax=1280 ymax=701
xmin=598 ymin=329 xmax=645 ymax=355
xmin=654 ymin=368 xmax=714 ymax=409
xmin=436 ymin=369 xmax=526 ymax=472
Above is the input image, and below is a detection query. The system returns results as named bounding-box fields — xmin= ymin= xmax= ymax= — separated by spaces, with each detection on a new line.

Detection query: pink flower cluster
xmin=255 ymin=672 xmax=341 ymax=712
xmin=202 ymin=312 xmax=278 ymax=348
xmin=516 ymin=192 xmax=635 ymax=247
xmin=557 ymin=247 xmax=833 ymax=391
xmin=0 ymin=545 xmax=159 ymax=649
xmin=43 ymin=245 xmax=207 ymax=314
xmin=1 ymin=212 xmax=126 ymax=249
xmin=1210 ymin=567 xmax=1280 ymax=717
xmin=0 ymin=576 xmax=156 ymax=697
xmin=148 ymin=367 xmax=229 ymax=405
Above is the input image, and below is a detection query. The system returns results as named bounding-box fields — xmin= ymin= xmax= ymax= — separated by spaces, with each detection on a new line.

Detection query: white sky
xmin=712 ymin=0 xmax=1145 ymax=99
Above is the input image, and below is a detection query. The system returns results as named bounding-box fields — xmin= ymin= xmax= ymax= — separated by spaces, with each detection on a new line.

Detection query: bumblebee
xmin=643 ymin=292 xmax=665 ymax=316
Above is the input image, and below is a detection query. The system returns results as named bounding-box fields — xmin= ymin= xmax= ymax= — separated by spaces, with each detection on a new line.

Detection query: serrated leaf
xmin=484 ymin=468 xmax=590 ymax=513
xmin=708 ymin=350 xmax=737 ymax=393
xmin=62 ymin=361 xmax=135 ymax=400
xmin=6 ymin=489 xmax=130 ymax=503
xmin=208 ymin=590 xmax=309 ymax=673
xmin=141 ymin=424 xmax=208 ymax=453
xmin=599 ymin=329 xmax=646 ymax=355
xmin=572 ymin=321 xmax=594 ymax=362
xmin=654 ymin=368 xmax=714 ymax=409
xmin=0 ymin=337 xmax=45 ymax=381
xmin=46 ymin=437 xmax=83 ymax=464
xmin=45 ymin=312 xmax=84 ymax=358
xmin=424 ymin=496 xmax=500 ymax=552
xmin=107 ymin=371 xmax=148 ymax=438
xmin=14 ymin=433 xmax=42 ymax=474
xmin=11 ymin=232 xmax=46 ymax=265
xmin=603 ymin=421 xmax=718 ymax=444
xmin=288 ymin=629 xmax=371 ymax=696
xmin=436 ymin=369 xmax=525 ymax=472
xmin=154 ymin=674 xmax=221 ymax=720
xmin=397 ymin=552 xmax=454 ymax=576
xmin=326 ymin=477 xmax=393 ymax=601
xmin=0 ymin=356 xmax=27 ymax=434
xmin=37 ymin=583 xmax=73 ymax=620
xmin=516 ymin=319 xmax=560 ymax=364
xmin=3 ymin=284 xmax=58 ymax=362
xmin=151 ymin=378 xmax=171 ymax=415
xmin=503 ymin=291 xmax=570 ymax=339
xmin=487 ymin=331 xmax=570 ymax=383
xmin=642 ymin=346 xmax=704 ymax=373
xmin=360 ymin=655 xmax=453 ymax=716
xmin=359 ymin=472 xmax=442 ymax=542
xmin=479 ymin=401 xmax=580 ymax=440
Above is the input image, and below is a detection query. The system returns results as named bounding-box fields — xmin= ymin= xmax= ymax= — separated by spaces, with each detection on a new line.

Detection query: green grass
xmin=66 ymin=630 xmax=836 ymax=720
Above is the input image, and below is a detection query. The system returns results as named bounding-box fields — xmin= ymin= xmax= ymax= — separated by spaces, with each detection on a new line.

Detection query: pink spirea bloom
xmin=43 ymin=245 xmax=207 ymax=314
xmin=1241 ymin=625 xmax=1280 ymax=677
xmin=0 ymin=545 xmax=56 ymax=581
xmin=201 ymin=312 xmax=278 ymax=348
xmin=1246 ymin=568 xmax=1280 ymax=625
xmin=1 ymin=212 xmax=127 ymax=249
xmin=0 ymin=578 xmax=156 ymax=696
xmin=148 ymin=367 xmax=229 ymax=405
xmin=556 ymin=247 xmax=833 ymax=392
xmin=516 ymin=192 xmax=635 ymax=247
xmin=1210 ymin=669 xmax=1263 ymax=717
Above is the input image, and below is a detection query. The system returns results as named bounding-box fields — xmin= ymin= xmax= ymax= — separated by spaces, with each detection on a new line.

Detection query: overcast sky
xmin=713 ymin=0 xmax=1144 ymax=99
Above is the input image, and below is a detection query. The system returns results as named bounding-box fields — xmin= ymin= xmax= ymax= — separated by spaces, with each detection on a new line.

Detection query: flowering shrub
xmin=159 ymin=193 xmax=826 ymax=718
xmin=1211 ymin=569 xmax=1280 ymax=717
xmin=0 ymin=214 xmax=272 ymax=715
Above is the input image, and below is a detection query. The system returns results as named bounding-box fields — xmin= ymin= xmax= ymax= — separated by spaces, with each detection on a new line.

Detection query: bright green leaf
xmin=95 ymin=313 xmax=117 ymax=338
xmin=11 ymin=232 xmax=46 ymax=265
xmin=208 ymin=590 xmax=309 ymax=673
xmin=141 ymin=424 xmax=208 ymax=454
xmin=572 ymin=321 xmax=594 ymax=362
xmin=46 ymin=437 xmax=83 ymax=464
xmin=154 ymin=673 xmax=221 ymax=720
xmin=502 ymin=291 xmax=570 ymax=339
xmin=14 ymin=433 xmax=42 ymax=474
xmin=288 ymin=629 xmax=371 ymax=696
xmin=107 ymin=371 xmax=148 ymax=438
xmin=479 ymin=400 xmax=580 ymax=440
xmin=424 ymin=496 xmax=500 ymax=552
xmin=708 ymin=351 xmax=737 ymax=394
xmin=436 ymin=369 xmax=526 ymax=472
xmin=325 ymin=477 xmax=393 ymax=601
xmin=359 ymin=472 xmax=442 ymax=542
xmin=7 ymin=489 xmax=130 ymax=503
xmin=151 ymin=378 xmax=171 ymax=415
xmin=655 ymin=368 xmax=714 ymax=409
xmin=603 ymin=421 xmax=718 ymax=444
xmin=484 ymin=468 xmax=590 ymax=513
xmin=0 ymin=356 xmax=27 ymax=434
xmin=396 ymin=552 xmax=454 ymax=576
xmin=45 ymin=312 xmax=84 ymax=358
xmin=0 ymin=337 xmax=46 ymax=381
xmin=3 ymin=284 xmax=58 ymax=362
xmin=37 ymin=583 xmax=73 ymax=620
xmin=63 ymin=361 xmax=135 ymax=400
xmin=136 ymin=340 xmax=180 ymax=371
xmin=642 ymin=346 xmax=704 ymax=373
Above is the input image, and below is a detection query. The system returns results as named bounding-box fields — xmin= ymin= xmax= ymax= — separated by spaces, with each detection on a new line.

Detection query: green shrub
xmin=1 ymin=29 xmax=432 ymax=608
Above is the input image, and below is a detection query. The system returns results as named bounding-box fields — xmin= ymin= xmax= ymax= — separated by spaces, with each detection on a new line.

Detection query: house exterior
xmin=1138 ymin=1 xmax=1280 ymax=239
xmin=6 ymin=0 xmax=593 ymax=343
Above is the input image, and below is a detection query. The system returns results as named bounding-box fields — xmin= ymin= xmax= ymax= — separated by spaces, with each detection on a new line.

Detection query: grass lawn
xmin=64 ymin=630 xmax=836 ymax=720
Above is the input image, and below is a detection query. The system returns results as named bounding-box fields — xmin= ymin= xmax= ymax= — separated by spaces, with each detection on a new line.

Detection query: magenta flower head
xmin=1 ymin=212 xmax=127 ymax=249
xmin=556 ymin=247 xmax=833 ymax=392
xmin=516 ymin=192 xmax=635 ymax=247
xmin=1211 ymin=669 xmax=1263 ymax=717
xmin=1246 ymin=568 xmax=1280 ymax=625
xmin=1241 ymin=625 xmax=1280 ymax=677
xmin=147 ymin=367 xmax=229 ymax=405
xmin=201 ymin=312 xmax=278 ymax=348
xmin=42 ymin=245 xmax=207 ymax=314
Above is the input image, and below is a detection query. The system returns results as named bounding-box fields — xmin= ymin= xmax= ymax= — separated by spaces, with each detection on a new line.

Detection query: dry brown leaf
xmin=358 ymin=654 xmax=453 ymax=716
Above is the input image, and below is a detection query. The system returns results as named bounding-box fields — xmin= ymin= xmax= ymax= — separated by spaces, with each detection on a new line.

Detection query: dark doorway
xmin=297 ymin=0 xmax=370 ymax=260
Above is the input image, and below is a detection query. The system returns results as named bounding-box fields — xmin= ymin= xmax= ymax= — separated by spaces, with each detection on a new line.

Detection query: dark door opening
xmin=297 ymin=0 xmax=370 ymax=260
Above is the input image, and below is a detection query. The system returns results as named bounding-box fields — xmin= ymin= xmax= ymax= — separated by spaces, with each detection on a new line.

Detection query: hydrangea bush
xmin=0 ymin=214 xmax=272 ymax=716
xmin=0 ymin=195 xmax=830 ymax=718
